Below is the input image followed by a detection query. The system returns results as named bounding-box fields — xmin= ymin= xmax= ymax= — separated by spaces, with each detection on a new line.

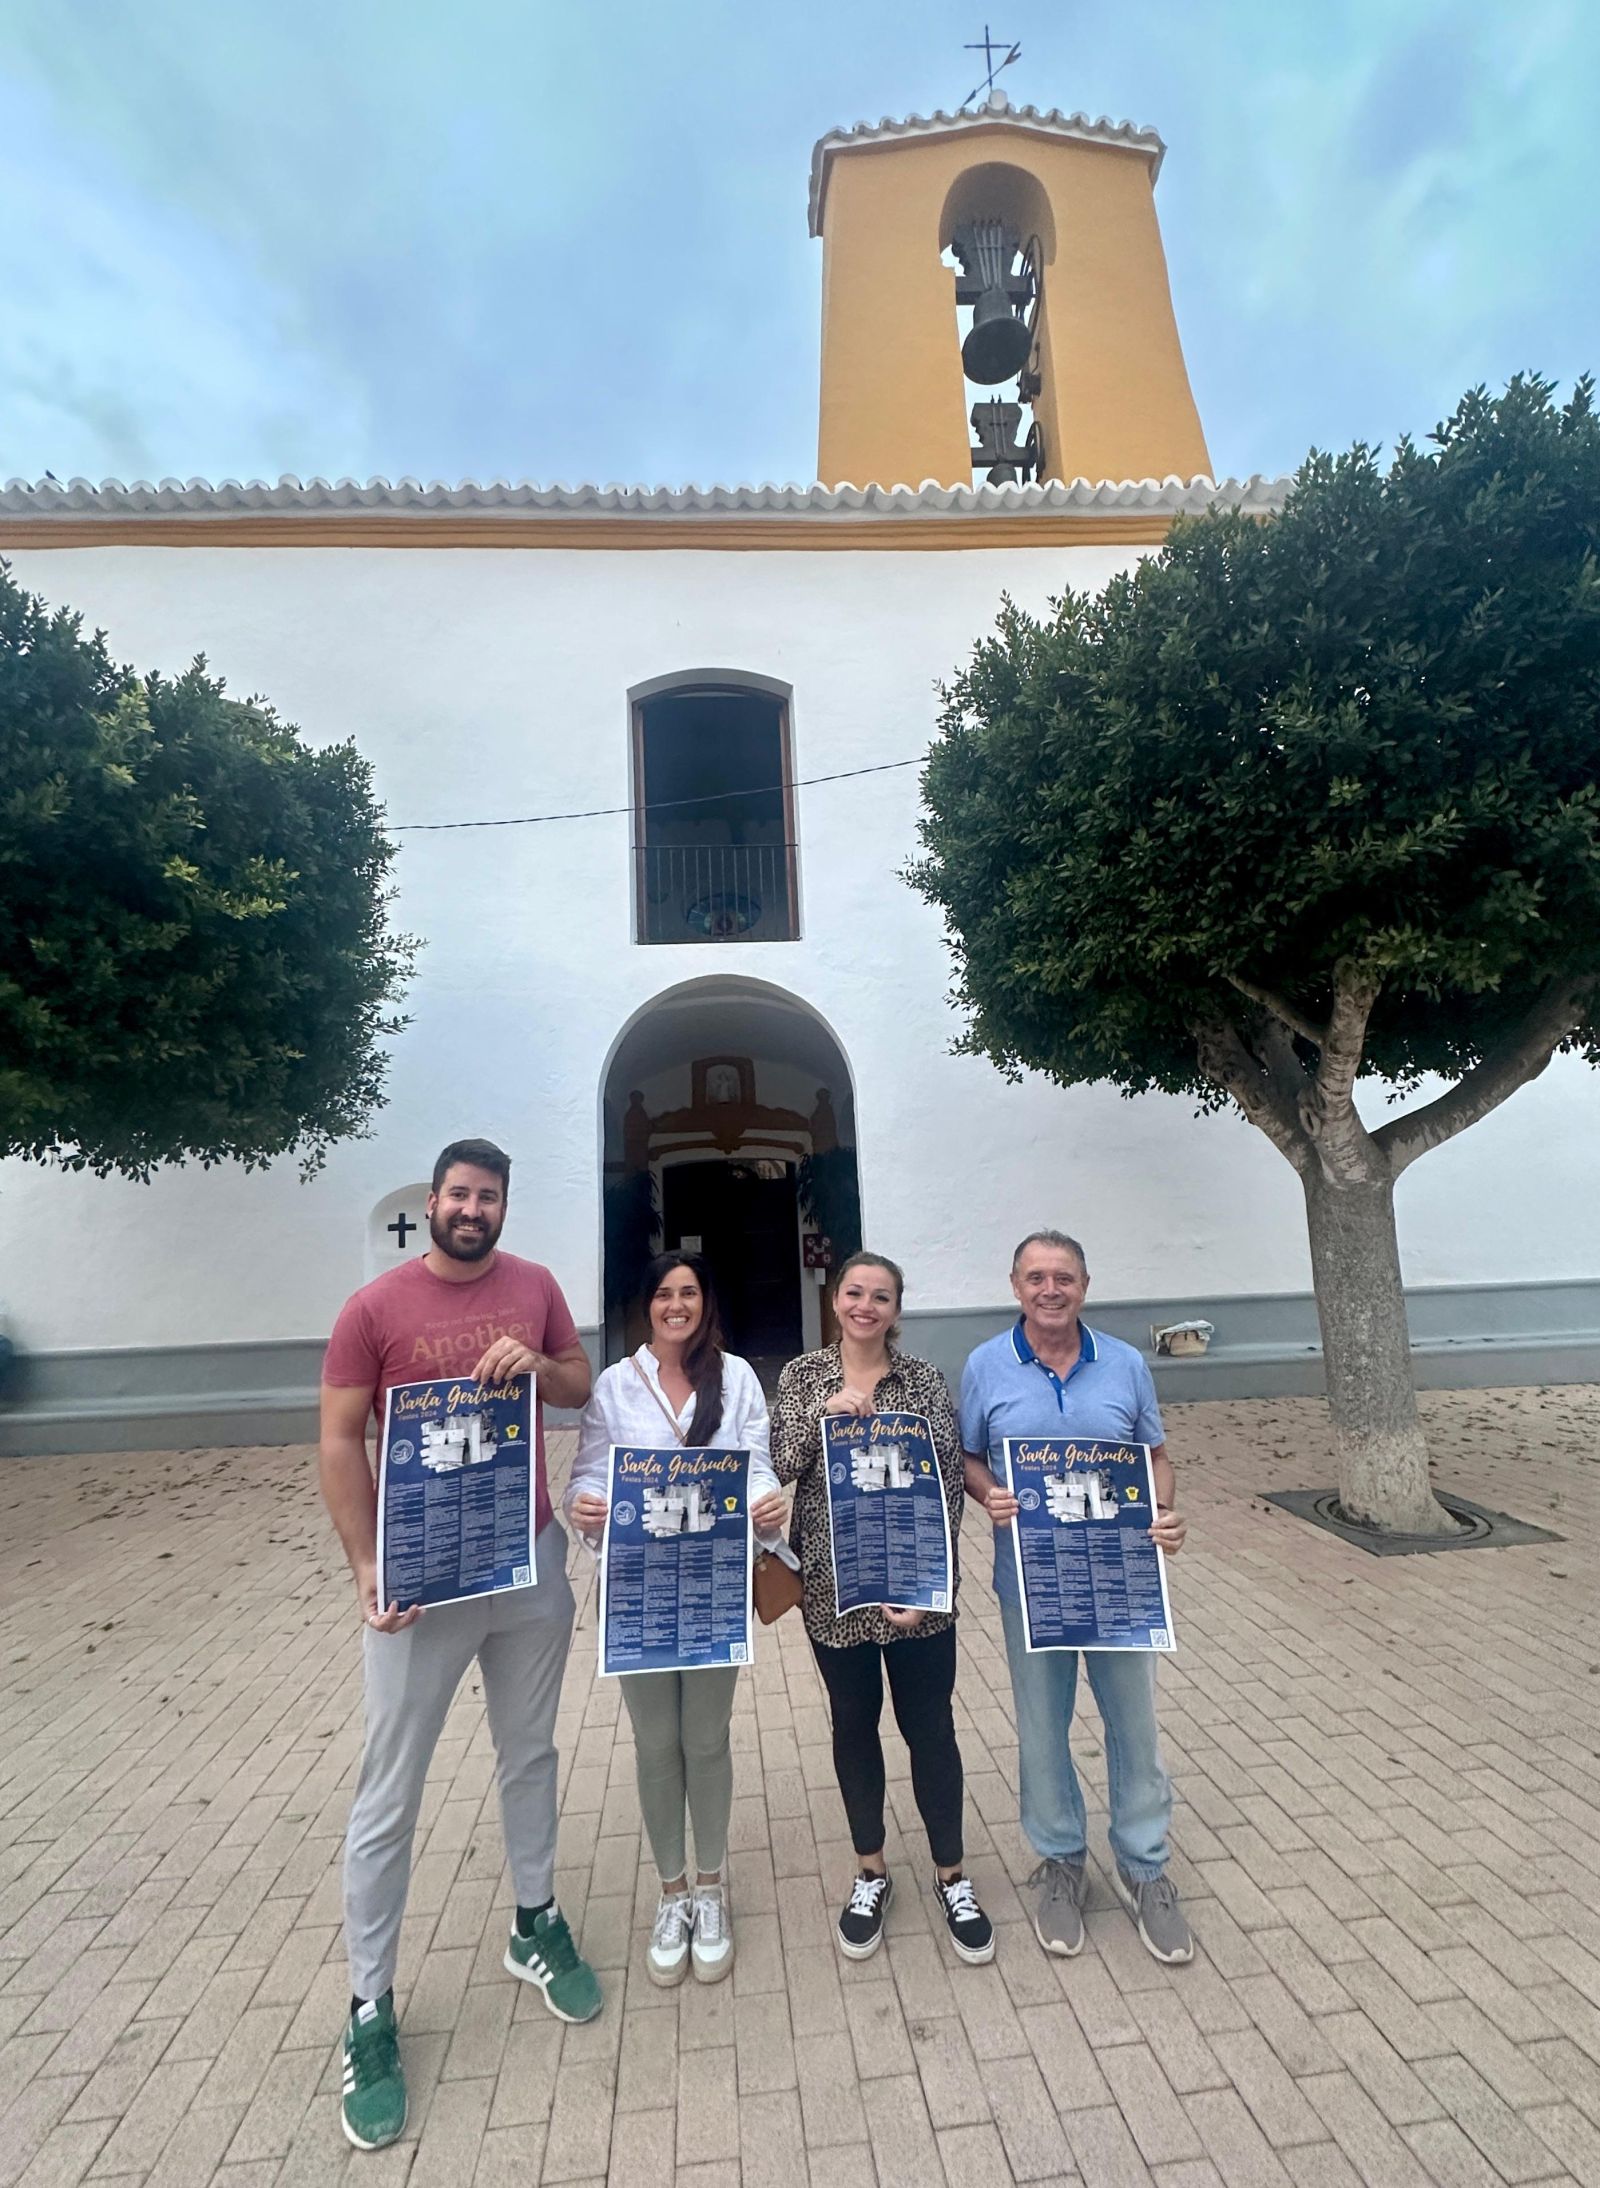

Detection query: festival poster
xmin=376 ymin=1374 xmax=536 ymax=1611
xmin=1001 ymin=1437 xmax=1176 ymax=1654
xmin=823 ymin=1412 xmax=953 ymax=1616
xmin=598 ymin=1445 xmax=753 ymax=1676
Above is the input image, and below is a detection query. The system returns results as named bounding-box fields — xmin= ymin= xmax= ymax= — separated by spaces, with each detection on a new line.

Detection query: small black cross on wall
xmin=388 ymin=1212 xmax=417 ymax=1249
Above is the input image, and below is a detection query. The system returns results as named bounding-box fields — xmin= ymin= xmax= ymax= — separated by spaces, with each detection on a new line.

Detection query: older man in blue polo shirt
xmin=961 ymin=1229 xmax=1193 ymax=1966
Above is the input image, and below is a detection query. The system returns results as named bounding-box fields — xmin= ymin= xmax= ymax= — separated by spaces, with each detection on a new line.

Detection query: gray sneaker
xmin=1113 ymin=1868 xmax=1194 ymax=1964
xmin=1027 ymin=1857 xmax=1087 ymax=1957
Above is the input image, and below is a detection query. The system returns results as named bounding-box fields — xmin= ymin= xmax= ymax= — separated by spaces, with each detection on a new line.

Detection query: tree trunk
xmin=1301 ymin=1170 xmax=1455 ymax=1534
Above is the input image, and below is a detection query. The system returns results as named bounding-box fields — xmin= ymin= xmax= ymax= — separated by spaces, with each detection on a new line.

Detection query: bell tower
xmin=808 ymin=94 xmax=1212 ymax=490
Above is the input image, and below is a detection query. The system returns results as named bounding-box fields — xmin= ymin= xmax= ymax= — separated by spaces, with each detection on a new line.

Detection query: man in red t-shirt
xmin=320 ymin=1138 xmax=600 ymax=2151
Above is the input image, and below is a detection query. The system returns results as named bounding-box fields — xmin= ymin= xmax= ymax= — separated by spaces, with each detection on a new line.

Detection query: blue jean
xmin=997 ymin=1589 xmax=1172 ymax=1881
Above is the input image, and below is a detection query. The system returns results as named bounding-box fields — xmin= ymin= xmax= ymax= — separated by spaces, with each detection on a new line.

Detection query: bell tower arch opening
xmin=599 ymin=977 xmax=862 ymax=1387
xmin=939 ymin=160 xmax=1056 ymax=485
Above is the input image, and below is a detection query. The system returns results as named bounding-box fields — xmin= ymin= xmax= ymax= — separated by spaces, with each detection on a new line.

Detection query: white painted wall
xmin=3 ymin=539 xmax=1597 ymax=1355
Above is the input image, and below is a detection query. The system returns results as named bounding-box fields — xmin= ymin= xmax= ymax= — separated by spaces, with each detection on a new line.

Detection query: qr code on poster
xmin=729 ymin=1642 xmax=749 ymax=1663
xmin=1149 ymin=1628 xmax=1173 ymax=1651
xmin=512 ymin=1565 xmax=532 ymax=1586
xmin=931 ymin=1591 xmax=949 ymax=1611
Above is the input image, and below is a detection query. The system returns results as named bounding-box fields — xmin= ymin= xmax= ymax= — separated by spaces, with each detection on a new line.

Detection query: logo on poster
xmin=1018 ymin=1486 xmax=1041 ymax=1512
xmin=390 ymin=1440 xmax=416 ymax=1466
xmin=830 ymin=1461 xmax=847 ymax=1485
xmin=614 ymin=1501 xmax=637 ymax=1526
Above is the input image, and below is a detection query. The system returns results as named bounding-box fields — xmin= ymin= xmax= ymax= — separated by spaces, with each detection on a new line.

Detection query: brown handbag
xmin=752 ymin=1547 xmax=804 ymax=1625
xmin=630 ymin=1358 xmax=803 ymax=1624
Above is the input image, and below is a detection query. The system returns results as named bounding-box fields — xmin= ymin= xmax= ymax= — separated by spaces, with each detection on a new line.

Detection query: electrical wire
xmin=389 ymin=754 xmax=923 ymax=832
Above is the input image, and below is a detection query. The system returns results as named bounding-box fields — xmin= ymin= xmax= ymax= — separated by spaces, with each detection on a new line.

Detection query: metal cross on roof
xmin=961 ymin=23 xmax=1020 ymax=108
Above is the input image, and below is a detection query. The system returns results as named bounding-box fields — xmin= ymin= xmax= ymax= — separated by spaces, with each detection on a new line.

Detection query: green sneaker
xmin=503 ymin=1905 xmax=603 ymax=2023
xmin=341 ymin=1994 xmax=407 ymax=2151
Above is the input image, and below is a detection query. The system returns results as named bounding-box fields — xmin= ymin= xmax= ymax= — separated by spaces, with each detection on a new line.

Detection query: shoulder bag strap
xmin=630 ymin=1353 xmax=687 ymax=1445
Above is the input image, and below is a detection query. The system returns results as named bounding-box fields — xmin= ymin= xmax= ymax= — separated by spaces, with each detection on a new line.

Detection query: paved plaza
xmin=4 ymin=1385 xmax=1600 ymax=2187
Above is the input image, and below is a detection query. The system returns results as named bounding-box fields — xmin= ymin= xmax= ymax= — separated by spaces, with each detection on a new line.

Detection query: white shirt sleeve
xmin=739 ymin=1372 xmax=777 ymax=1496
xmin=724 ymin=1356 xmax=786 ymax=1547
xmin=563 ymin=1367 xmax=622 ymax=1532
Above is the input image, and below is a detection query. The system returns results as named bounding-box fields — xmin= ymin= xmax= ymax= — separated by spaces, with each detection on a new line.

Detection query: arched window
xmin=631 ymin=675 xmax=799 ymax=944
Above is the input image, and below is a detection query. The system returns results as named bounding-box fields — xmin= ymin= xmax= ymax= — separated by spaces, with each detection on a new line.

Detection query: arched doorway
xmin=600 ymin=977 xmax=862 ymax=1385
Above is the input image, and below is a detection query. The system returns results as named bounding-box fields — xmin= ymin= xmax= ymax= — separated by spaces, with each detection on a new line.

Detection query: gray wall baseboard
xmin=2 ymin=1286 xmax=1596 ymax=1456
xmin=0 ymin=1330 xmax=605 ymax=1458
xmin=899 ymin=1279 xmax=1600 ymax=1403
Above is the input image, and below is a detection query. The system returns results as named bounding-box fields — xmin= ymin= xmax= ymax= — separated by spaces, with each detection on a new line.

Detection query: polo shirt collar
xmin=1011 ymin=1317 xmax=1097 ymax=1368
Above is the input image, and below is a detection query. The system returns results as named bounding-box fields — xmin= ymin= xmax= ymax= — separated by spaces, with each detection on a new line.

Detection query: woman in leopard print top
xmin=771 ymin=1252 xmax=992 ymax=1966
xmin=770 ymin=1337 xmax=963 ymax=1650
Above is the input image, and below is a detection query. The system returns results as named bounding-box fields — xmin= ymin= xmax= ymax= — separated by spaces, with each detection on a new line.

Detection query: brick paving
xmin=3 ymin=1384 xmax=1600 ymax=2187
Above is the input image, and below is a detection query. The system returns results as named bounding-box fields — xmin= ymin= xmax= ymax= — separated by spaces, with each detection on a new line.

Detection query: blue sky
xmin=1 ymin=0 xmax=1593 ymax=490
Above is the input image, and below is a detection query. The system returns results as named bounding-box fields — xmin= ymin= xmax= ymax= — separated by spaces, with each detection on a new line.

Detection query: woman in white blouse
xmin=565 ymin=1251 xmax=787 ymax=1986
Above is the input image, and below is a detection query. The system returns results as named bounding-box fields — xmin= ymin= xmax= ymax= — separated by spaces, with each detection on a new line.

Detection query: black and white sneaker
xmin=837 ymin=1870 xmax=893 ymax=1959
xmin=935 ymin=1872 xmax=996 ymax=1964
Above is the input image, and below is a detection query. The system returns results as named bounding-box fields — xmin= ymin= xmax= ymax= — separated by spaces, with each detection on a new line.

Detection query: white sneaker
xmin=691 ymin=1876 xmax=734 ymax=1984
xmin=647 ymin=1889 xmax=694 ymax=1986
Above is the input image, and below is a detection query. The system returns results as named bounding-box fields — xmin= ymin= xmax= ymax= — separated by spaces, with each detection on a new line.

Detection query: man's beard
xmin=430 ymin=1208 xmax=503 ymax=1262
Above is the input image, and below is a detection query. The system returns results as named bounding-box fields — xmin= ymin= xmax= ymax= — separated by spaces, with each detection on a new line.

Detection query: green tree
xmin=912 ymin=377 xmax=1600 ymax=1535
xmin=1 ymin=563 xmax=415 ymax=1179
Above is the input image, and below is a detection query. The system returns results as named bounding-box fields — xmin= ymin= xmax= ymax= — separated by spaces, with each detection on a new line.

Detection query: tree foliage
xmin=912 ymin=377 xmax=1600 ymax=1530
xmin=913 ymin=377 xmax=1600 ymax=1136
xmin=797 ymin=1146 xmax=864 ymax=1264
xmin=0 ymin=562 xmax=416 ymax=1179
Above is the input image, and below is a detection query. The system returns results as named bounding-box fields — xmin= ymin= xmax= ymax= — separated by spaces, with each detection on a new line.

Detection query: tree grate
xmin=1261 ymin=1488 xmax=1564 ymax=1557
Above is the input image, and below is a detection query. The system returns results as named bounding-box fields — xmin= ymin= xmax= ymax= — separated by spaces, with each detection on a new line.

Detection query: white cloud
xmin=0 ymin=77 xmax=371 ymax=480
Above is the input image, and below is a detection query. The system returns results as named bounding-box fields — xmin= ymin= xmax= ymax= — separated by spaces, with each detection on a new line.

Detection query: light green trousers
xmin=620 ymin=1665 xmax=740 ymax=1880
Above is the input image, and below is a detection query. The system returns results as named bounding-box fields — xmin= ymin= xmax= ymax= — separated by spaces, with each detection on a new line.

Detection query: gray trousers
xmin=343 ymin=1521 xmax=575 ymax=1999
xmin=621 ymin=1666 xmax=739 ymax=1881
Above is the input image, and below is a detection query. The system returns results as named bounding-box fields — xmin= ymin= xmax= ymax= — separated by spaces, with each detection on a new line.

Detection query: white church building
xmin=2 ymin=95 xmax=1596 ymax=1453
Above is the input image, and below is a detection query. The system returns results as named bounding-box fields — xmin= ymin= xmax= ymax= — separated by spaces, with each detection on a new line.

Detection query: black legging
xmin=811 ymin=1625 xmax=965 ymax=1869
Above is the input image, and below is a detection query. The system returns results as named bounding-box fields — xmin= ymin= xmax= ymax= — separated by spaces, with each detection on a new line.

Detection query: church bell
xmin=951 ymin=218 xmax=1035 ymax=386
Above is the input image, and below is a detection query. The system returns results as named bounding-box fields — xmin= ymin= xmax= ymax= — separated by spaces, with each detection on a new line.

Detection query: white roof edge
xmin=808 ymin=93 xmax=1167 ymax=236
xmin=0 ymin=475 xmax=1290 ymax=522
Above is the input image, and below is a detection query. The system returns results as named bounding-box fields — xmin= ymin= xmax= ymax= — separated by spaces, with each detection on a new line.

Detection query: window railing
xmin=635 ymin=843 xmax=798 ymax=943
